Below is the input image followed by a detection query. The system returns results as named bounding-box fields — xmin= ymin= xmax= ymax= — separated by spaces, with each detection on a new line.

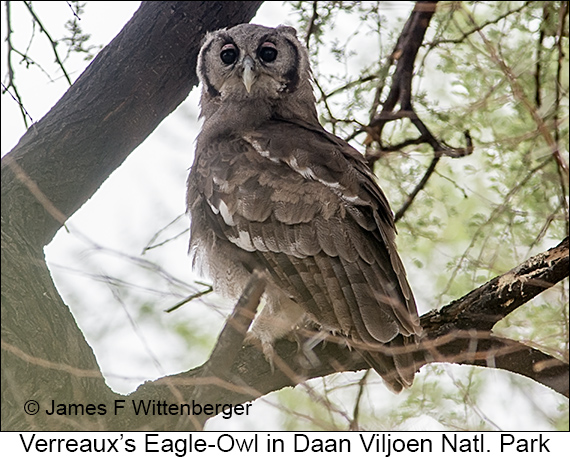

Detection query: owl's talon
xmin=283 ymin=328 xmax=304 ymax=352
xmin=243 ymin=332 xmax=255 ymax=346
xmin=244 ymin=333 xmax=277 ymax=373
xmin=261 ymin=341 xmax=277 ymax=373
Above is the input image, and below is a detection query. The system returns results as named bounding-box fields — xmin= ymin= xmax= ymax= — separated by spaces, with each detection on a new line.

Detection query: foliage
xmin=279 ymin=0 xmax=569 ymax=430
xmin=2 ymin=1 xmax=98 ymax=128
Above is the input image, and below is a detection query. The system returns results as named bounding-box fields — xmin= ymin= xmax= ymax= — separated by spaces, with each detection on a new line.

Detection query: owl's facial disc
xmin=242 ymin=56 xmax=256 ymax=93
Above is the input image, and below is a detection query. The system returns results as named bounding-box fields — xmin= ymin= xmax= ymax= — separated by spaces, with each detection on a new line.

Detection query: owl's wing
xmin=191 ymin=120 xmax=420 ymax=388
xmin=195 ymin=120 xmax=420 ymax=341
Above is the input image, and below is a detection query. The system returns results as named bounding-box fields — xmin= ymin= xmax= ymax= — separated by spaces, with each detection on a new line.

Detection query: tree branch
xmin=23 ymin=1 xmax=73 ymax=85
xmin=2 ymin=1 xmax=264 ymax=249
xmin=418 ymin=332 xmax=568 ymax=398
xmin=114 ymin=237 xmax=568 ymax=430
xmin=363 ymin=1 xmax=472 ymax=222
xmin=203 ymin=270 xmax=266 ymax=380
xmin=1 ymin=1 xmax=264 ymax=432
xmin=3 ymin=1 xmax=33 ymax=127
xmin=421 ymin=237 xmax=569 ymax=334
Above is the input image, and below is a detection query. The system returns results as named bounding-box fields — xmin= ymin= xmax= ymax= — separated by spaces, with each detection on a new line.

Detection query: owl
xmin=187 ymin=24 xmax=421 ymax=392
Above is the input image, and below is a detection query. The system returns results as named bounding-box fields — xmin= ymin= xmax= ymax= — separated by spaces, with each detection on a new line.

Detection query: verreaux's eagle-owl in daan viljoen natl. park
xmin=186 ymin=23 xmax=421 ymax=392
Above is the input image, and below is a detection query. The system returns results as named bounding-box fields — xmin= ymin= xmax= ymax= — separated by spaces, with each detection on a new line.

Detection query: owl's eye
xmin=220 ymin=44 xmax=238 ymax=65
xmin=259 ymin=43 xmax=278 ymax=63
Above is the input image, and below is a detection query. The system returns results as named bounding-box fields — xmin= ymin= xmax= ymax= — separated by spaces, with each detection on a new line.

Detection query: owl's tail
xmin=359 ymin=335 xmax=420 ymax=393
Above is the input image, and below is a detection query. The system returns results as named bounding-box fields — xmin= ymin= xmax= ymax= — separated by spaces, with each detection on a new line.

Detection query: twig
xmin=66 ymin=1 xmax=81 ymax=20
xmin=313 ymin=75 xmax=340 ymax=135
xmin=165 ymin=285 xmax=213 ymax=313
xmin=3 ymin=2 xmax=32 ymax=127
xmin=23 ymin=1 xmax=72 ymax=85
xmin=321 ymin=74 xmax=378 ymax=101
xmin=1 ymin=82 xmax=34 ymax=126
xmin=305 ymin=0 xmax=319 ymax=49
xmin=348 ymin=370 xmax=369 ymax=431
xmin=394 ymin=131 xmax=472 ymax=222
xmin=395 ymin=155 xmax=439 ymax=223
xmin=142 ymin=213 xmax=188 ymax=254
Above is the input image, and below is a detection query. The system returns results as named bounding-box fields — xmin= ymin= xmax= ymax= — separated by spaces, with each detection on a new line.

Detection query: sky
xmin=1 ymin=1 xmax=565 ymax=431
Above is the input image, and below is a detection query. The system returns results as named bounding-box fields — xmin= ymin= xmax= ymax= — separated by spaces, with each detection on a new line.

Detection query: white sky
xmin=1 ymin=1 xmax=564 ymax=432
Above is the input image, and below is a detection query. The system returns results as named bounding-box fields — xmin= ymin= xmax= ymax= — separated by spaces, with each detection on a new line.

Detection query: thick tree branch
xmin=418 ymin=332 xmax=568 ymax=397
xmin=1 ymin=1 xmax=263 ymax=432
xmin=2 ymin=1 xmax=263 ymax=249
xmin=421 ymin=237 xmax=569 ymax=334
xmin=203 ymin=270 xmax=266 ymax=380
xmin=114 ymin=238 xmax=568 ymax=430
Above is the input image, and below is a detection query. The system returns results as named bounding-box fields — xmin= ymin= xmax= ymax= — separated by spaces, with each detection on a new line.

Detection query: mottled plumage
xmin=187 ymin=24 xmax=421 ymax=391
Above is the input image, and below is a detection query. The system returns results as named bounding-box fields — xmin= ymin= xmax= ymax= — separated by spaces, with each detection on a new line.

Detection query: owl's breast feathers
xmin=187 ymin=119 xmax=421 ymax=390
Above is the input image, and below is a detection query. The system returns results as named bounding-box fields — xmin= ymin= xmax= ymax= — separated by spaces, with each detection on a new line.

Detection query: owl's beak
xmin=242 ymin=56 xmax=256 ymax=93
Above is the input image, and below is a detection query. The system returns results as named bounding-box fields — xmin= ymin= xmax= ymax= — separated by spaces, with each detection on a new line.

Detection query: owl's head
xmin=197 ymin=24 xmax=318 ymax=125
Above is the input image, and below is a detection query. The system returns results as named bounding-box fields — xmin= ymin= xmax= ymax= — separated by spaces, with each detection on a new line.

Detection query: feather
xmin=313 ymin=254 xmax=353 ymax=334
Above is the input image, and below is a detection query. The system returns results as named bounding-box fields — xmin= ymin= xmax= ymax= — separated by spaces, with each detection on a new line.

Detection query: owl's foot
xmin=295 ymin=328 xmax=330 ymax=369
xmin=244 ymin=332 xmax=278 ymax=373
xmin=245 ymin=328 xmax=336 ymax=372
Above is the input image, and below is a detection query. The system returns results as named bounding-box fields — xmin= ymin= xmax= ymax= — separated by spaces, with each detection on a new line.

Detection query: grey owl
xmin=187 ymin=23 xmax=421 ymax=392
